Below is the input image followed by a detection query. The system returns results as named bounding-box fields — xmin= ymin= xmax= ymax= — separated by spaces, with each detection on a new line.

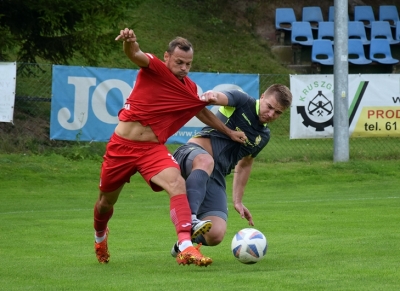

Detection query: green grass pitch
xmin=1 ymin=154 xmax=399 ymax=290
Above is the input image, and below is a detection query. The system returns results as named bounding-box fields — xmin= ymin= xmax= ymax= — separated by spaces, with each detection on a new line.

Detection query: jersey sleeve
xmin=144 ymin=53 xmax=163 ymax=72
xmin=221 ymin=89 xmax=254 ymax=107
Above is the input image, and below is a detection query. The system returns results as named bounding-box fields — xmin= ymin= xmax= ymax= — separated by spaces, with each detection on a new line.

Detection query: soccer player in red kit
xmin=93 ymin=28 xmax=246 ymax=266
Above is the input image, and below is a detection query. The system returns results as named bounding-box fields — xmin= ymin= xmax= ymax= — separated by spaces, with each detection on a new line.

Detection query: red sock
xmin=94 ymin=206 xmax=114 ymax=237
xmin=170 ymin=194 xmax=192 ymax=244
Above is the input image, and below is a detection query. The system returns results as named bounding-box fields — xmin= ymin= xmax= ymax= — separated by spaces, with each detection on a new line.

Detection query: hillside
xmin=1 ymin=0 xmax=399 ymax=154
xmin=97 ymin=0 xmax=399 ymax=74
xmin=80 ymin=0 xmax=295 ymax=74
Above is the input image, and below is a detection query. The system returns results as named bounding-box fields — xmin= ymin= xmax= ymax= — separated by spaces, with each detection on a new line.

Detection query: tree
xmin=0 ymin=0 xmax=143 ymax=65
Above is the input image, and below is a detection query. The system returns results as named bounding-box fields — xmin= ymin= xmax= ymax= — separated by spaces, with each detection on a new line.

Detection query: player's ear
xmin=163 ymin=51 xmax=169 ymax=62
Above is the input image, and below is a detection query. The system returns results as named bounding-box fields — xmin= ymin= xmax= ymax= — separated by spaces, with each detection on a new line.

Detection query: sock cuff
xmin=190 ymin=169 xmax=209 ymax=178
xmin=170 ymin=193 xmax=186 ymax=203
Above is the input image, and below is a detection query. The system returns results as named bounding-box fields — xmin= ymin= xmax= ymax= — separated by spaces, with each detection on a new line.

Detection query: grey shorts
xmin=173 ymin=143 xmax=228 ymax=221
xmin=173 ymin=143 xmax=209 ymax=179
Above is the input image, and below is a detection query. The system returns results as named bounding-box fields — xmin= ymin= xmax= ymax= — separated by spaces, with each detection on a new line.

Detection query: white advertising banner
xmin=290 ymin=74 xmax=400 ymax=139
xmin=0 ymin=62 xmax=16 ymax=123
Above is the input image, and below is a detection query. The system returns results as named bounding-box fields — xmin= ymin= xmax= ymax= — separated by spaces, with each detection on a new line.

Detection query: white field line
xmin=269 ymin=196 xmax=400 ymax=204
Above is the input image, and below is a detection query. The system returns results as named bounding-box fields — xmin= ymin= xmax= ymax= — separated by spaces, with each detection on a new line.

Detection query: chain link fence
xmin=259 ymin=74 xmax=400 ymax=161
xmin=1 ymin=63 xmax=399 ymax=161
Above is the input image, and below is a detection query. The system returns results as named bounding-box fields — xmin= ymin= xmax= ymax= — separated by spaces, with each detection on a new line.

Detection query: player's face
xmin=258 ymin=93 xmax=285 ymax=124
xmin=164 ymin=48 xmax=193 ymax=80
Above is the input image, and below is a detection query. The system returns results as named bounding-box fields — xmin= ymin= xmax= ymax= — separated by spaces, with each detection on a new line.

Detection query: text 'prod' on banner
xmin=50 ymin=65 xmax=259 ymax=143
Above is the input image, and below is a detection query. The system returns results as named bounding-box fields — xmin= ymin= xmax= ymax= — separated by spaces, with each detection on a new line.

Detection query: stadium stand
xmin=328 ymin=6 xmax=335 ymax=22
xmin=291 ymin=21 xmax=314 ymax=46
xmin=275 ymin=8 xmax=297 ymax=31
xmin=274 ymin=5 xmax=400 ymax=74
xmin=348 ymin=21 xmax=370 ymax=45
xmin=311 ymin=39 xmax=334 ymax=65
xmin=317 ymin=21 xmax=334 ymax=44
xmin=396 ymin=21 xmax=400 ymax=42
xmin=369 ymin=39 xmax=399 ymax=64
xmin=348 ymin=39 xmax=372 ymax=65
xmin=275 ymin=7 xmax=297 ymax=44
xmin=379 ymin=5 xmax=399 ymax=28
xmin=370 ymin=21 xmax=400 ymax=45
xmin=354 ymin=6 xmax=375 ymax=29
xmin=302 ymin=6 xmax=324 ymax=30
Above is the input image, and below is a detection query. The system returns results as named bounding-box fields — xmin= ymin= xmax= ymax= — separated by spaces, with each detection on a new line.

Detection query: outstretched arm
xmin=197 ymin=90 xmax=246 ymax=143
xmin=196 ymin=108 xmax=246 ymax=144
xmin=115 ymin=28 xmax=149 ymax=68
xmin=200 ymin=90 xmax=229 ymax=106
xmin=232 ymin=155 xmax=254 ymax=226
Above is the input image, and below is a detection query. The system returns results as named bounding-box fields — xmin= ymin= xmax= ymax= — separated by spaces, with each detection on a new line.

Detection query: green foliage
xmin=0 ymin=0 xmax=144 ymax=65
xmin=84 ymin=0 xmax=292 ymax=74
xmin=0 ymin=0 xmax=291 ymax=73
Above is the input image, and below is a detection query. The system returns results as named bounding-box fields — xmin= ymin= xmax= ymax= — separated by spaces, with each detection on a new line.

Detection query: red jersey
xmin=118 ymin=53 xmax=206 ymax=144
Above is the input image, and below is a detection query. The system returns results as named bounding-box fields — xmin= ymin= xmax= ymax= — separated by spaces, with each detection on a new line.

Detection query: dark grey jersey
xmin=193 ymin=89 xmax=270 ymax=177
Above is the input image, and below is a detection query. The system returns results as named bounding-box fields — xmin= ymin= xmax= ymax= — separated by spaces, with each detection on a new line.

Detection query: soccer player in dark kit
xmin=170 ymin=85 xmax=292 ymax=258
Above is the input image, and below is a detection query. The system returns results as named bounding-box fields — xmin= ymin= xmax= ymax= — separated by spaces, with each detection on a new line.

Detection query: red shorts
xmin=99 ymin=133 xmax=180 ymax=192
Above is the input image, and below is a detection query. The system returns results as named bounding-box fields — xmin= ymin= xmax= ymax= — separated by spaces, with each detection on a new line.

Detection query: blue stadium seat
xmin=328 ymin=6 xmax=335 ymax=22
xmin=348 ymin=39 xmax=372 ymax=65
xmin=379 ymin=5 xmax=399 ymax=28
xmin=369 ymin=39 xmax=399 ymax=64
xmin=291 ymin=21 xmax=314 ymax=46
xmin=371 ymin=21 xmax=400 ymax=45
xmin=275 ymin=8 xmax=297 ymax=31
xmin=354 ymin=6 xmax=375 ymax=28
xmin=317 ymin=21 xmax=334 ymax=44
xmin=302 ymin=6 xmax=324 ymax=30
xmin=348 ymin=21 xmax=370 ymax=45
xmin=311 ymin=39 xmax=334 ymax=65
xmin=396 ymin=21 xmax=400 ymax=41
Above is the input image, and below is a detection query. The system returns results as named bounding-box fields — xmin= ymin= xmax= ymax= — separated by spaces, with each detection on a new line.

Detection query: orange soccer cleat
xmin=94 ymin=228 xmax=110 ymax=263
xmin=176 ymin=244 xmax=212 ymax=267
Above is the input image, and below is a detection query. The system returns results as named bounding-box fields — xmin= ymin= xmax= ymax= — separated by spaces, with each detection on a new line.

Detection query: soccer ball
xmin=231 ymin=228 xmax=267 ymax=264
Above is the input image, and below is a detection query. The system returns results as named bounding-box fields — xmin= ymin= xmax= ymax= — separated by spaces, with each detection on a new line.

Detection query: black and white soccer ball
xmin=231 ymin=228 xmax=267 ymax=264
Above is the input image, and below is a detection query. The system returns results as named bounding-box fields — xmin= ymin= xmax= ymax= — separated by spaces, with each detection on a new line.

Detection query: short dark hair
xmin=167 ymin=37 xmax=193 ymax=53
xmin=264 ymin=84 xmax=292 ymax=110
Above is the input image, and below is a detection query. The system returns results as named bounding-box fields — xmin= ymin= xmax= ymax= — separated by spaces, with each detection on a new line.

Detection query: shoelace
xmin=194 ymin=243 xmax=203 ymax=251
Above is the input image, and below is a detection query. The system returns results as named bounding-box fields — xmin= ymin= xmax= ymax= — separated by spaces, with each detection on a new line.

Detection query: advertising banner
xmin=290 ymin=74 xmax=400 ymax=139
xmin=0 ymin=62 xmax=16 ymax=123
xmin=50 ymin=65 xmax=259 ymax=143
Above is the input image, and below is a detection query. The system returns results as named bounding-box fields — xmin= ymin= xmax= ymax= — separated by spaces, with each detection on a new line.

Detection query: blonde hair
xmin=264 ymin=84 xmax=292 ymax=110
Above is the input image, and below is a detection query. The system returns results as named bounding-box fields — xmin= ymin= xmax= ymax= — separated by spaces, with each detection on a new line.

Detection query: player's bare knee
xmin=206 ymin=234 xmax=224 ymax=246
xmin=205 ymin=229 xmax=225 ymax=246
xmin=193 ymin=154 xmax=214 ymax=174
xmin=165 ymin=174 xmax=186 ymax=195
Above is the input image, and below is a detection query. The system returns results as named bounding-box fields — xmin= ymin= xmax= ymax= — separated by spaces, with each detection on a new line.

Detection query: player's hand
xmin=115 ymin=28 xmax=137 ymax=42
xmin=199 ymin=90 xmax=217 ymax=103
xmin=234 ymin=202 xmax=254 ymax=226
xmin=229 ymin=130 xmax=247 ymax=144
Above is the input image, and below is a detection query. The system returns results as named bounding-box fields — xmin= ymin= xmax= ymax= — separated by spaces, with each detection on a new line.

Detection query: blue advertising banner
xmin=50 ymin=65 xmax=259 ymax=143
